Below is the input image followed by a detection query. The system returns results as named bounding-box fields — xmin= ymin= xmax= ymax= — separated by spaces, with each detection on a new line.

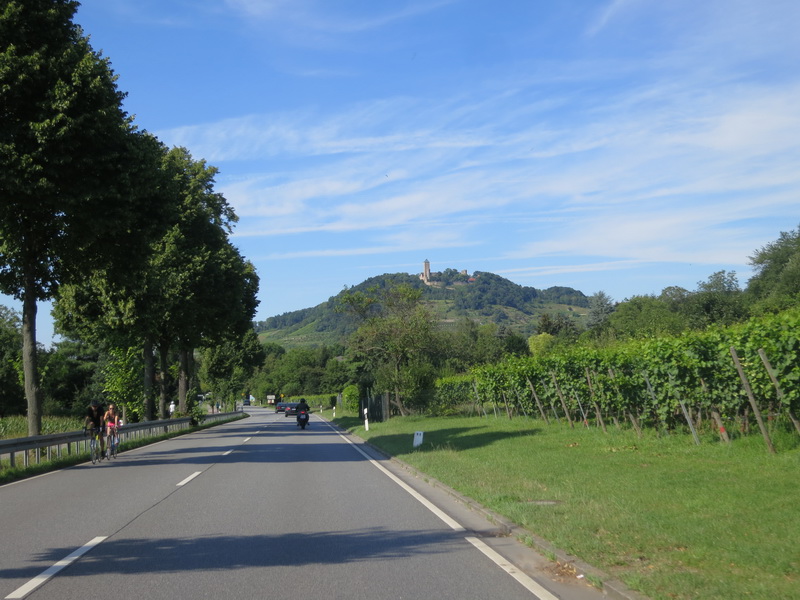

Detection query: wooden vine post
xmin=574 ymin=394 xmax=590 ymax=428
xmin=758 ymin=348 xmax=800 ymax=435
xmin=513 ymin=389 xmax=530 ymax=419
xmin=471 ymin=380 xmax=488 ymax=418
xmin=642 ymin=371 xmax=670 ymax=437
xmin=585 ymin=368 xmax=607 ymax=433
xmin=526 ymin=378 xmax=550 ymax=424
xmin=699 ymin=379 xmax=730 ymax=444
xmin=550 ymin=371 xmax=574 ymax=428
xmin=501 ymin=392 xmax=513 ymax=419
xmin=730 ymin=347 xmax=776 ymax=454
xmin=609 ymin=368 xmax=641 ymax=438
xmin=667 ymin=374 xmax=701 ymax=446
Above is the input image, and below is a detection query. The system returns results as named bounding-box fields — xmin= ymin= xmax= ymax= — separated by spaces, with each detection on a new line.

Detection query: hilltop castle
xmin=420 ymin=259 xmax=431 ymax=283
xmin=419 ymin=259 xmax=470 ymax=285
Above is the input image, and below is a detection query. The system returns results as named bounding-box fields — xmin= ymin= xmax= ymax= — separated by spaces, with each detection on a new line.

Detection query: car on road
xmin=275 ymin=402 xmax=288 ymax=413
xmin=283 ymin=402 xmax=300 ymax=416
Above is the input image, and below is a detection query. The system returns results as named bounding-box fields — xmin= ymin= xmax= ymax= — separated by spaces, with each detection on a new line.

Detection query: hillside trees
xmin=687 ymin=270 xmax=748 ymax=327
xmin=343 ymin=284 xmax=440 ymax=415
xmin=245 ymin=344 xmax=349 ymax=400
xmin=747 ymin=224 xmax=800 ymax=312
xmin=198 ymin=329 xmax=265 ymax=409
xmin=0 ymin=0 xmax=168 ymax=434
xmin=604 ymin=295 xmax=686 ymax=339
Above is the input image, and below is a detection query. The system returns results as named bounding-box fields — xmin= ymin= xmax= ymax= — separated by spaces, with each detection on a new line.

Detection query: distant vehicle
xmin=283 ymin=402 xmax=300 ymax=416
xmin=243 ymin=398 xmax=250 ymax=406
xmin=275 ymin=402 xmax=288 ymax=413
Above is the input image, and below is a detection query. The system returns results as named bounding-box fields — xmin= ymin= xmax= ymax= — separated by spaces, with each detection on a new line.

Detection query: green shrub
xmin=342 ymin=384 xmax=360 ymax=412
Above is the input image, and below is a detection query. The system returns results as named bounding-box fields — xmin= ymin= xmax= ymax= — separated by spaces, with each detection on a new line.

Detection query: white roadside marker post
xmin=413 ymin=431 xmax=424 ymax=448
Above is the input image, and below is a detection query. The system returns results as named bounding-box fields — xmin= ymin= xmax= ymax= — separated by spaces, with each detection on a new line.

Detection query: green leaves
xmin=453 ymin=308 xmax=800 ymax=434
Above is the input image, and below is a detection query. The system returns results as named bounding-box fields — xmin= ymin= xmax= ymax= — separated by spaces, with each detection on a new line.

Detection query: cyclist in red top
xmin=103 ymin=403 xmax=120 ymax=459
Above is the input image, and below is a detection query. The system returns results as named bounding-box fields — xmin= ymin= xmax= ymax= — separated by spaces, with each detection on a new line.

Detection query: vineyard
xmin=433 ymin=308 xmax=800 ymax=451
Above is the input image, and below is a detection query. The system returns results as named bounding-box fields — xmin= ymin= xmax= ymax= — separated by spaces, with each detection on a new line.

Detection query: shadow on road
xmin=365 ymin=426 xmax=542 ymax=456
xmin=0 ymin=527 xmax=464 ymax=580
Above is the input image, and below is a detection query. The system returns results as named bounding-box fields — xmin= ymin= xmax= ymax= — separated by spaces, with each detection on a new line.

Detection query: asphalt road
xmin=0 ymin=408 xmax=608 ymax=600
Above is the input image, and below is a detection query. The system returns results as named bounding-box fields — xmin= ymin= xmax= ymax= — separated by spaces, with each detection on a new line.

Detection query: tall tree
xmin=0 ymin=0 xmax=152 ymax=434
xmin=150 ymin=147 xmax=258 ymax=414
xmin=686 ymin=270 xmax=748 ymax=327
xmin=587 ymin=291 xmax=615 ymax=329
xmin=605 ymin=295 xmax=686 ymax=339
xmin=747 ymin=224 xmax=800 ymax=311
xmin=343 ymin=284 xmax=439 ymax=416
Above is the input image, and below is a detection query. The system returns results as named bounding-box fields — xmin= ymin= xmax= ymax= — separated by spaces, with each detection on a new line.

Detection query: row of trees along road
xmin=0 ymin=1 xmax=259 ymax=434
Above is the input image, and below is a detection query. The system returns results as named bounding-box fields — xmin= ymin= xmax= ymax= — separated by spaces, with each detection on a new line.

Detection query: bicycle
xmin=107 ymin=427 xmax=120 ymax=459
xmin=85 ymin=427 xmax=102 ymax=464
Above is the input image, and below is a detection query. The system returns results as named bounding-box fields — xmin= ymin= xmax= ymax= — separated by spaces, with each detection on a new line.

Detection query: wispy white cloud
xmin=586 ymin=0 xmax=641 ymax=37
xmin=223 ymin=0 xmax=456 ymax=34
xmin=209 ymin=63 xmax=799 ymax=259
xmin=65 ymin=0 xmax=800 ymax=318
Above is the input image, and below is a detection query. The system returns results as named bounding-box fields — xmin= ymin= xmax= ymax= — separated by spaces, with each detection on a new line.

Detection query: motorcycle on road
xmin=297 ymin=410 xmax=310 ymax=430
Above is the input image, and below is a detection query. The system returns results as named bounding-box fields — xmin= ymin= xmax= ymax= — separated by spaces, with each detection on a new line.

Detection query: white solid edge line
xmin=6 ymin=536 xmax=107 ymax=599
xmin=222 ymin=449 xmax=233 ymax=456
xmin=328 ymin=423 xmax=559 ymax=599
xmin=465 ymin=537 xmax=560 ymax=600
xmin=176 ymin=471 xmax=202 ymax=486
xmin=331 ymin=427 xmax=464 ymax=532
xmin=243 ymin=437 xmax=251 ymax=442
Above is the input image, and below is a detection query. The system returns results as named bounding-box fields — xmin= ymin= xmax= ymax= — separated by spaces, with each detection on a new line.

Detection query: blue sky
xmin=5 ymin=0 xmax=800 ymax=344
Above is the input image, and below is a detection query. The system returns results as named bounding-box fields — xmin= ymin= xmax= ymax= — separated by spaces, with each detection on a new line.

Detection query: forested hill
xmin=254 ymin=270 xmax=589 ymax=347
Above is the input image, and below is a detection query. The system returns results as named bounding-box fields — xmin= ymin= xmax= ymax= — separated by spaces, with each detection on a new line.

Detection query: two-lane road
xmin=0 ymin=408 xmax=606 ymax=599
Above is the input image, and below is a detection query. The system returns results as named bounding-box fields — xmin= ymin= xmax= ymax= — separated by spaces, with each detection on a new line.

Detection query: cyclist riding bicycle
xmin=103 ymin=403 xmax=121 ymax=458
xmin=85 ymin=400 xmax=105 ymax=458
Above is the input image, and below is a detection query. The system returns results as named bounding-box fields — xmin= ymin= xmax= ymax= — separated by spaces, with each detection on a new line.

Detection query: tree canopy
xmin=0 ymin=0 xmax=165 ymax=433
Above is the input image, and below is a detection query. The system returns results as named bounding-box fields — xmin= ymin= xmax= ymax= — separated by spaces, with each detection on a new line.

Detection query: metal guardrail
xmin=0 ymin=411 xmax=242 ymax=469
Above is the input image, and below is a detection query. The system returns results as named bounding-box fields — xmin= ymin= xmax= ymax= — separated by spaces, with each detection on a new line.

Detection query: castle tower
xmin=422 ymin=259 xmax=430 ymax=283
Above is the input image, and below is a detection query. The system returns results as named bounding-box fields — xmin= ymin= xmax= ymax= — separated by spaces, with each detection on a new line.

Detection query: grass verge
xmin=332 ymin=413 xmax=800 ymax=600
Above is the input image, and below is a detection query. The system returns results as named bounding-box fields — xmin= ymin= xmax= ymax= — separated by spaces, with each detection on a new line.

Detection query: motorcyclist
xmin=296 ymin=398 xmax=310 ymax=427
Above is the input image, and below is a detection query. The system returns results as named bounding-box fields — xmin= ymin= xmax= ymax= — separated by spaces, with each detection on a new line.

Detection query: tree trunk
xmin=390 ymin=386 xmax=409 ymax=416
xmin=178 ymin=348 xmax=190 ymax=412
xmin=22 ymin=282 xmax=42 ymax=436
xmin=143 ymin=339 xmax=156 ymax=421
xmin=158 ymin=340 xmax=170 ymax=419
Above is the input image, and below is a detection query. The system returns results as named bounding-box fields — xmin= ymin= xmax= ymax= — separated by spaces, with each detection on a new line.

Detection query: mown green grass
xmin=333 ymin=413 xmax=800 ymax=600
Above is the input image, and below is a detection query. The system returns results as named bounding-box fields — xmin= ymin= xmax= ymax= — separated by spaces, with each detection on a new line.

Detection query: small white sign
xmin=413 ymin=431 xmax=424 ymax=448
